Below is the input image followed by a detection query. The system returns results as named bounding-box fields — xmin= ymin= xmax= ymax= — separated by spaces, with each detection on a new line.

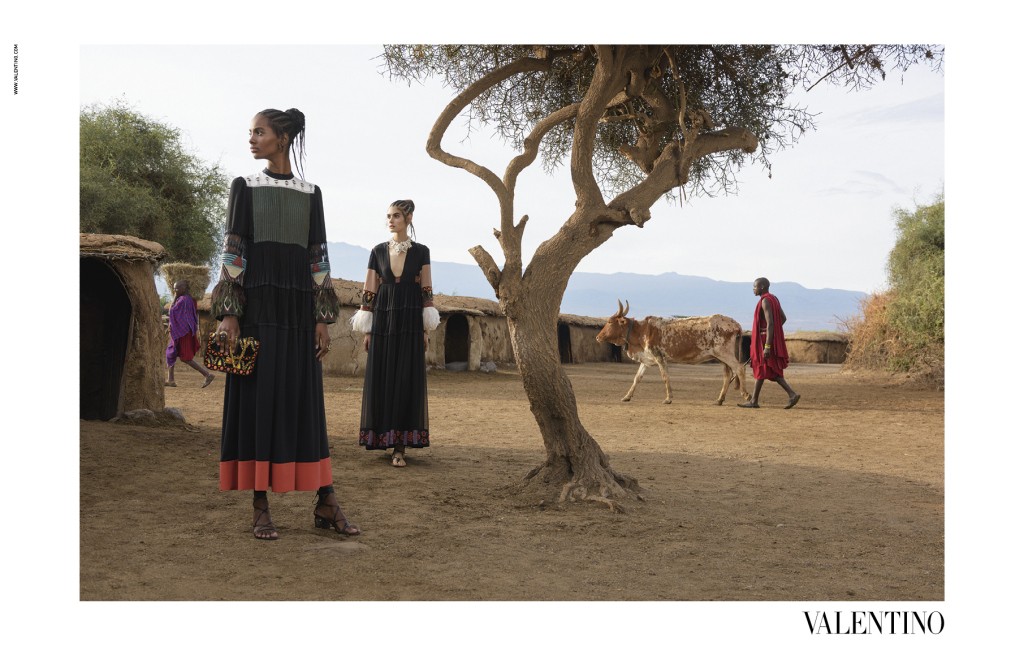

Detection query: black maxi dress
xmin=357 ymin=241 xmax=434 ymax=450
xmin=212 ymin=169 xmax=342 ymax=492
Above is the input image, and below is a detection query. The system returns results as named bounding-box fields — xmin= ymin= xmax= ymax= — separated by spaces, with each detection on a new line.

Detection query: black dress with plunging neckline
xmin=359 ymin=241 xmax=431 ymax=449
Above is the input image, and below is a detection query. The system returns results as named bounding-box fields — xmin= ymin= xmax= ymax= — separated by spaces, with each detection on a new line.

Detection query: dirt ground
xmin=80 ymin=362 xmax=943 ymax=601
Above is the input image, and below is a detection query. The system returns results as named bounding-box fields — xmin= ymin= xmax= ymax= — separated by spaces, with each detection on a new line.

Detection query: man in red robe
xmin=738 ymin=277 xmax=800 ymax=409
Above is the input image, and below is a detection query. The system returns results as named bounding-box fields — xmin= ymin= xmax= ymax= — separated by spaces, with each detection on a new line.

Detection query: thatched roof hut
xmin=737 ymin=330 xmax=850 ymax=364
xmin=196 ymin=278 xmax=622 ymax=375
xmin=80 ymin=233 xmax=167 ymax=419
xmin=556 ymin=313 xmax=618 ymax=363
xmin=784 ymin=331 xmax=850 ymax=364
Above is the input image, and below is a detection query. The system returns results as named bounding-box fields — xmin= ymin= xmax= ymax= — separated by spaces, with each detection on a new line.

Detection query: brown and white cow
xmin=596 ymin=300 xmax=751 ymax=405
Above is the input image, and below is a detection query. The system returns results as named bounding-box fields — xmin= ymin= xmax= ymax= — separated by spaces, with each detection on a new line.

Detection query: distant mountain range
xmin=328 ymin=242 xmax=864 ymax=332
xmin=157 ymin=242 xmax=864 ymax=332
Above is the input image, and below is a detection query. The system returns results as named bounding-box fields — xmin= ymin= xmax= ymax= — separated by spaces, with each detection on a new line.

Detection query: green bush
xmin=844 ymin=193 xmax=944 ymax=386
xmin=886 ymin=194 xmax=944 ymax=373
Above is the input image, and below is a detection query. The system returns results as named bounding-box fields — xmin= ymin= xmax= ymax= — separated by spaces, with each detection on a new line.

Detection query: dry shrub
xmin=842 ymin=292 xmax=892 ymax=370
xmin=841 ymin=291 xmax=943 ymax=390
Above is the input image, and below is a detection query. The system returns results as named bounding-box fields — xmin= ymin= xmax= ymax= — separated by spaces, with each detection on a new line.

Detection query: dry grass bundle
xmin=161 ymin=263 xmax=212 ymax=302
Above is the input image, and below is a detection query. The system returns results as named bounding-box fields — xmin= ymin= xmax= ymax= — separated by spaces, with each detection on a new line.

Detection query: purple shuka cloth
xmin=166 ymin=294 xmax=199 ymax=366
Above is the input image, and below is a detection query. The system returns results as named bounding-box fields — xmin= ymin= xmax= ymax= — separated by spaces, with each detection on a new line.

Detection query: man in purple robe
xmin=166 ymin=280 xmax=215 ymax=388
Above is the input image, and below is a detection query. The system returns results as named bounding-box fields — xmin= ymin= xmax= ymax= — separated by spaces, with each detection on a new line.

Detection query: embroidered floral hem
xmin=359 ymin=429 xmax=430 ymax=450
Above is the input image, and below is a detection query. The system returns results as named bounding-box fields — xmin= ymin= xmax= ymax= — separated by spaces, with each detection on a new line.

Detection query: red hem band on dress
xmin=219 ymin=458 xmax=333 ymax=492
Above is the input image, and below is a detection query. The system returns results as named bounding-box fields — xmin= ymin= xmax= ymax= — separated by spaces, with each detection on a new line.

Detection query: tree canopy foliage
xmin=886 ymin=194 xmax=945 ymax=366
xmin=384 ymin=44 xmax=942 ymax=198
xmin=845 ymin=193 xmax=944 ymax=384
xmin=80 ymin=101 xmax=228 ymax=266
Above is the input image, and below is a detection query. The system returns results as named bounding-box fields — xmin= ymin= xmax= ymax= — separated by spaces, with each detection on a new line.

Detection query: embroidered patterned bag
xmin=204 ymin=333 xmax=260 ymax=376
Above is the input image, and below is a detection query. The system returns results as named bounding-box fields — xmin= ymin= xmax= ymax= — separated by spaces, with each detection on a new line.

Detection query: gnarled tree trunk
xmin=423 ymin=46 xmax=757 ymax=510
xmin=501 ymin=262 xmax=641 ymax=511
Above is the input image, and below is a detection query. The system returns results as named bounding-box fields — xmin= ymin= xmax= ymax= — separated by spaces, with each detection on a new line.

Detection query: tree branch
xmin=426 ymin=55 xmax=551 ymax=206
xmin=425 ymin=54 xmax=553 ymax=296
xmin=570 ymin=46 xmax=632 ymax=209
xmin=468 ymin=245 xmax=502 ymax=296
xmin=609 ymin=126 xmax=758 ymax=213
xmin=805 ymin=45 xmax=876 ymax=91
xmin=504 ymin=102 xmax=580 ymax=193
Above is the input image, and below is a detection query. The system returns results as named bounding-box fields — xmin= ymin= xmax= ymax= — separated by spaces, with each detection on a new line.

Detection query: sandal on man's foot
xmin=202 ymin=374 xmax=215 ymax=388
xmin=313 ymin=498 xmax=361 ymax=536
xmin=391 ymin=452 xmax=407 ymax=468
xmin=784 ymin=394 xmax=801 ymax=409
xmin=252 ymin=503 xmax=279 ymax=540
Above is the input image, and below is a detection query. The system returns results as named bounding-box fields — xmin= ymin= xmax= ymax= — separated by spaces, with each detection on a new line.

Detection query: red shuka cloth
xmin=750 ymin=291 xmax=789 ymax=380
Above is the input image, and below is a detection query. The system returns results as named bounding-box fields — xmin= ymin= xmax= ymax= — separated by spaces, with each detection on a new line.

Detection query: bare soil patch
xmin=80 ymin=362 xmax=943 ymax=601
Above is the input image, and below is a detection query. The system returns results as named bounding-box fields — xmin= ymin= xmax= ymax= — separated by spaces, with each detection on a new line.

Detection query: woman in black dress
xmin=212 ymin=107 xmax=359 ymax=540
xmin=351 ymin=199 xmax=439 ymax=467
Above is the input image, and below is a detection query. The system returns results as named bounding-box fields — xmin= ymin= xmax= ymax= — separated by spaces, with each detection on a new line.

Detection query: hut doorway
xmin=558 ymin=323 xmax=573 ymax=363
xmin=444 ymin=314 xmax=470 ymax=370
xmin=81 ymin=258 xmax=133 ymax=420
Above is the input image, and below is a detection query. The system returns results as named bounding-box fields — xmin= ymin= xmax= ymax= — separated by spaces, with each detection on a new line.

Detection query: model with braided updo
xmin=212 ymin=107 xmax=360 ymax=540
xmin=350 ymin=199 xmax=439 ymax=468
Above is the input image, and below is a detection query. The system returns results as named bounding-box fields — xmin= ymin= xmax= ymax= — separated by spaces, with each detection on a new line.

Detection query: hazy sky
xmin=78 ymin=44 xmax=944 ymax=293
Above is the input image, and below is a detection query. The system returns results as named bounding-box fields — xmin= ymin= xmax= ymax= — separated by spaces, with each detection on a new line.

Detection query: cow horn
xmin=615 ymin=299 xmax=624 ymax=317
xmin=623 ymin=300 xmax=630 ymax=317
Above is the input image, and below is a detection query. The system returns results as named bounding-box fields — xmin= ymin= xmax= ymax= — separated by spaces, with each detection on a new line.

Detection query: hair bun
xmin=285 ymin=108 xmax=305 ymax=132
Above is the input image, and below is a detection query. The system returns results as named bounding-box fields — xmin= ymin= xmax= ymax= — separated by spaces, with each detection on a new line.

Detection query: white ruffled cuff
xmin=423 ymin=306 xmax=440 ymax=331
xmin=349 ymin=309 xmax=373 ymax=333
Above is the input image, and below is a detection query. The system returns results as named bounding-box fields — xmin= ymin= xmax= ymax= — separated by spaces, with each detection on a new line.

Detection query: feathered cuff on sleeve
xmin=423 ymin=306 xmax=440 ymax=331
xmin=350 ymin=309 xmax=374 ymax=333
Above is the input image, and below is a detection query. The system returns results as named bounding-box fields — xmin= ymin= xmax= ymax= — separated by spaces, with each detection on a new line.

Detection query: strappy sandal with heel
xmin=313 ymin=496 xmax=361 ymax=536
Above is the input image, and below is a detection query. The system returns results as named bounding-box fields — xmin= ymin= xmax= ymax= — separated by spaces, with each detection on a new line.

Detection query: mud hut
xmin=80 ymin=233 xmax=167 ymax=420
xmin=738 ymin=330 xmax=850 ymax=364
xmin=433 ymin=295 xmax=516 ymax=371
xmin=556 ymin=313 xmax=619 ymax=364
xmin=195 ymin=278 xmax=616 ymax=376
xmin=199 ymin=280 xmax=518 ymax=375
xmin=784 ymin=331 xmax=850 ymax=364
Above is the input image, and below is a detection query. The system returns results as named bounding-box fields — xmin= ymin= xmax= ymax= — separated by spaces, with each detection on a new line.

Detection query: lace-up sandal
xmin=252 ymin=502 xmax=279 ymax=540
xmin=313 ymin=496 xmax=361 ymax=536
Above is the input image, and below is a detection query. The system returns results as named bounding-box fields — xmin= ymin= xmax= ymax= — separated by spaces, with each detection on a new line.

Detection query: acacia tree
xmin=80 ymin=100 xmax=228 ymax=266
xmin=383 ymin=44 xmax=942 ymax=510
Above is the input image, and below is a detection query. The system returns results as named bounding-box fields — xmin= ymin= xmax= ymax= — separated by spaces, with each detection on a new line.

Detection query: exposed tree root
xmin=519 ymin=461 xmax=644 ymax=512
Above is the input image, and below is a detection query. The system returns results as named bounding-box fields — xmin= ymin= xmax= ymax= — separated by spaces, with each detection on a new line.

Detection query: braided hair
xmin=256 ymin=108 xmax=307 ymax=178
xmin=390 ymin=199 xmax=416 ymax=240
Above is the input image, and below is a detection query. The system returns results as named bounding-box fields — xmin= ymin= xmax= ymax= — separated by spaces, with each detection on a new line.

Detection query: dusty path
xmin=80 ymin=362 xmax=943 ymax=601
